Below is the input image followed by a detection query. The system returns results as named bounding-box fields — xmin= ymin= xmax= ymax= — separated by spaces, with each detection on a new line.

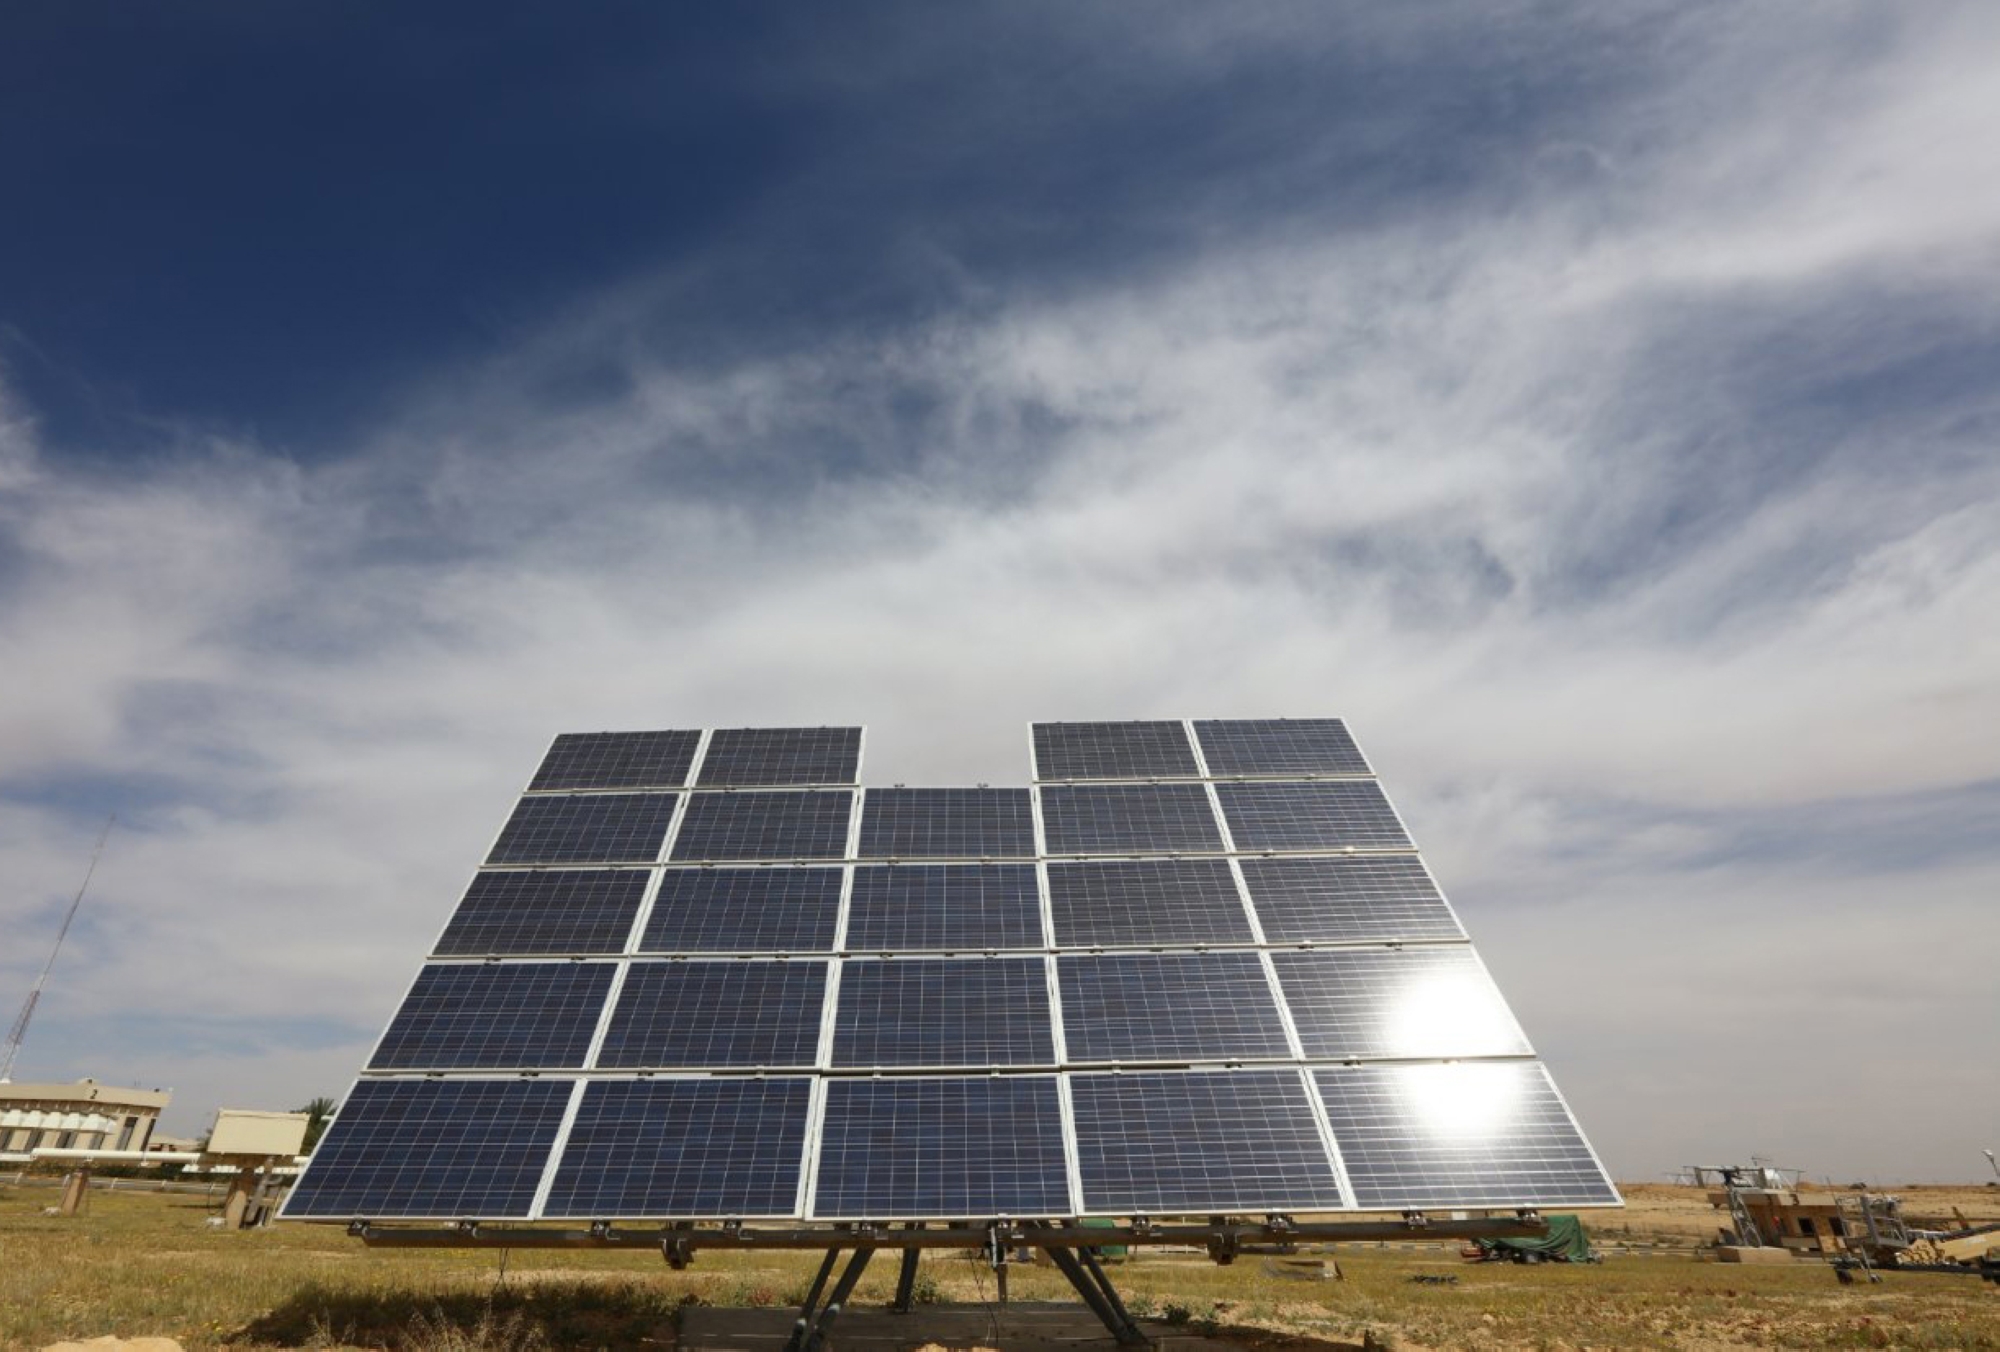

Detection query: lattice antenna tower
xmin=1 ymin=815 xmax=114 ymax=1083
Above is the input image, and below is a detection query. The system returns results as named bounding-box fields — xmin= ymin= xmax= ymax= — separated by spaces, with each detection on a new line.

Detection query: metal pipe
xmin=350 ymin=1215 xmax=1542 ymax=1252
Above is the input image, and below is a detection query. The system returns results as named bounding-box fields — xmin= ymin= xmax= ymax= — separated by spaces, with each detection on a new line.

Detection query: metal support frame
xmin=785 ymin=1247 xmax=874 ymax=1352
xmin=890 ymin=1222 xmax=924 ymax=1313
xmin=347 ymin=1214 xmax=1542 ymax=1252
xmin=345 ymin=1214 xmax=1547 ymax=1345
xmin=1045 ymin=1240 xmax=1147 ymax=1347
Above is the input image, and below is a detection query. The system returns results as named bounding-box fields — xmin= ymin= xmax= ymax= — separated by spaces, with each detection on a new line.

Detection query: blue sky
xmin=2 ymin=2 xmax=1996 ymax=1181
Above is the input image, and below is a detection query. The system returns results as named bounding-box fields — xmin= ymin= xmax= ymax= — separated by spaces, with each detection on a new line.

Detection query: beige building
xmin=0 ymin=1079 xmax=169 ymax=1155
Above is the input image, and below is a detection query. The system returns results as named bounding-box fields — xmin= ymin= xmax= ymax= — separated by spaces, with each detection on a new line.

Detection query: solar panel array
xmin=286 ymin=719 xmax=1617 ymax=1224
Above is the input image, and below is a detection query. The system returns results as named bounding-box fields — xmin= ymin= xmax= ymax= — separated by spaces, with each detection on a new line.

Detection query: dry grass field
xmin=2 ymin=1177 xmax=1996 ymax=1350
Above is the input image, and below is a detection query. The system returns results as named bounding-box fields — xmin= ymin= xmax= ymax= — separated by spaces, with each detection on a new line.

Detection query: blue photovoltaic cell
xmin=1046 ymin=859 xmax=1253 ymax=947
xmin=640 ymin=868 xmax=842 ymax=952
xmin=832 ymin=957 xmax=1054 ymax=1068
xmin=529 ymin=730 xmax=701 ymax=791
xmin=1193 ymin=718 xmax=1370 ymax=778
xmin=812 ymin=1076 xmax=1070 ymax=1219
xmin=1032 ymin=720 xmax=1200 ymax=781
xmin=844 ymin=865 xmax=1043 ymax=951
xmin=669 ymin=790 xmax=855 ymax=862
xmin=486 ymin=793 xmax=681 ymax=865
xmin=856 ymin=788 xmax=1035 ymax=859
xmin=369 ymin=963 xmax=614 ymax=1070
xmin=434 ymin=870 xmax=649 ymax=956
xmin=542 ymin=1078 xmax=811 ymax=1219
xmin=1314 ymin=1063 xmax=1619 ymax=1210
xmin=697 ymin=727 xmax=862 ymax=787
xmin=1057 ymin=953 xmax=1291 ymax=1063
xmin=1070 ymin=1069 xmax=1344 ymax=1214
xmin=1039 ymin=783 xmax=1223 ymax=855
xmin=595 ymin=961 xmax=827 ymax=1068
xmin=1215 ymin=781 xmax=1410 ymax=852
xmin=1274 ymin=947 xmax=1530 ymax=1061
xmin=1238 ymin=856 xmax=1464 ymax=943
xmin=282 ymin=1078 xmax=572 ymax=1220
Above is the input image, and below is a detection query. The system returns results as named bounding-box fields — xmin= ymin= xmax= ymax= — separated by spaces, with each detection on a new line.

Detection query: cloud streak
xmin=1 ymin=2 xmax=1995 ymax=1179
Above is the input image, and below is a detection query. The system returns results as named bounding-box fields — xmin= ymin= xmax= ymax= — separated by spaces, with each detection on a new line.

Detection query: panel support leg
xmin=800 ymin=1247 xmax=874 ymax=1352
xmin=783 ymin=1248 xmax=841 ymax=1352
xmin=1044 ymin=1245 xmax=1149 ymax=1347
xmin=1077 ymin=1243 xmax=1143 ymax=1335
xmin=891 ymin=1223 xmax=924 ymax=1312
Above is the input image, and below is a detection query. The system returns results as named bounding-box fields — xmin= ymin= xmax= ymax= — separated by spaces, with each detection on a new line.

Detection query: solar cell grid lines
xmin=1239 ymin=856 xmax=1464 ymax=943
xmin=857 ymin=787 xmax=1035 ymax=859
xmin=1194 ymin=718 xmax=1371 ymax=778
xmin=289 ymin=716 xmax=1620 ymax=1228
xmin=639 ymin=867 xmax=842 ymax=952
xmin=812 ymin=1076 xmax=1071 ymax=1219
xmin=1038 ymin=782 xmax=1224 ymax=855
xmin=1032 ymin=720 xmax=1200 ymax=781
xmin=369 ymin=963 xmax=614 ymax=1070
xmin=282 ymin=1078 xmax=573 ymax=1220
xmin=831 ymin=956 xmax=1054 ymax=1067
xmin=844 ymin=864 xmax=1043 ymax=951
xmin=1070 ymin=1070 xmax=1344 ymax=1214
xmin=596 ymin=961 xmax=827 ymax=1068
xmin=1047 ymin=858 xmax=1254 ymax=947
xmin=1057 ymin=952 xmax=1292 ymax=1063
xmin=1314 ymin=1063 xmax=1619 ymax=1210
xmin=1275 ymin=946 xmax=1531 ymax=1061
xmin=669 ymin=790 xmax=854 ymax=861
xmin=434 ymin=870 xmax=650 ymax=956
xmin=696 ymin=726 xmax=862 ymax=787
xmin=486 ymin=792 xmax=681 ymax=865
xmin=543 ymin=1078 xmax=811 ymax=1219
xmin=1216 ymin=780 xmax=1412 ymax=852
xmin=529 ymin=729 xmax=701 ymax=791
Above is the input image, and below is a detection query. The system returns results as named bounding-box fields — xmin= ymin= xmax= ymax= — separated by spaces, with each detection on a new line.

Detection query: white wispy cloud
xmin=1 ymin=3 xmax=1995 ymax=1178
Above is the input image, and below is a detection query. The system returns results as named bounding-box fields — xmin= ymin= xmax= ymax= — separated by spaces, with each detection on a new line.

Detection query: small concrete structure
xmin=206 ymin=1109 xmax=309 ymax=1228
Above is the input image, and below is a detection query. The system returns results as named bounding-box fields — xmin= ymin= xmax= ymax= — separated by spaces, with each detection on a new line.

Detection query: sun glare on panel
xmin=1383 ymin=968 xmax=1523 ymax=1060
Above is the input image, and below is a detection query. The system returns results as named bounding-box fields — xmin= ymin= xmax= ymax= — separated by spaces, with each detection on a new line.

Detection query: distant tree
xmin=295 ymin=1096 xmax=338 ymax=1152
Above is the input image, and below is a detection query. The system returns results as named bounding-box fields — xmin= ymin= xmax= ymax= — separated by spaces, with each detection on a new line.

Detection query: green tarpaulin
xmin=1473 ymin=1214 xmax=1595 ymax=1262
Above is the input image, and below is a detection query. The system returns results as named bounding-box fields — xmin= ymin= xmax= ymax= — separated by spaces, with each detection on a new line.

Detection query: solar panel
xmin=486 ymin=793 xmax=682 ymax=865
xmin=1215 ymin=781 xmax=1411 ymax=852
xmin=856 ymin=788 xmax=1035 ymax=859
xmin=1070 ymin=1069 xmax=1344 ymax=1214
xmin=596 ymin=961 xmax=827 ymax=1068
xmin=281 ymin=1078 xmax=572 ymax=1220
xmin=1057 ymin=953 xmax=1291 ymax=1063
xmin=831 ymin=957 xmax=1054 ymax=1068
xmin=1032 ymin=720 xmax=1200 ymax=781
xmin=812 ymin=1076 xmax=1071 ymax=1219
xmin=639 ymin=867 xmax=842 ymax=952
xmin=1039 ymin=783 xmax=1224 ymax=855
xmin=1046 ymin=859 xmax=1253 ymax=947
xmin=1274 ymin=947 xmax=1530 ymax=1061
xmin=669 ymin=790 xmax=854 ymax=861
xmin=542 ymin=1078 xmax=811 ymax=1220
xmin=529 ymin=730 xmax=701 ymax=791
xmin=1314 ymin=1063 xmax=1619 ymax=1209
xmin=434 ymin=870 xmax=650 ymax=956
xmin=1194 ymin=718 xmax=1370 ymax=778
xmin=1239 ymin=856 xmax=1464 ymax=943
xmin=697 ymin=727 xmax=862 ymax=787
xmin=368 ymin=963 xmax=614 ymax=1070
xmin=291 ymin=718 xmax=1618 ymax=1228
xmin=845 ymin=864 xmax=1043 ymax=951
